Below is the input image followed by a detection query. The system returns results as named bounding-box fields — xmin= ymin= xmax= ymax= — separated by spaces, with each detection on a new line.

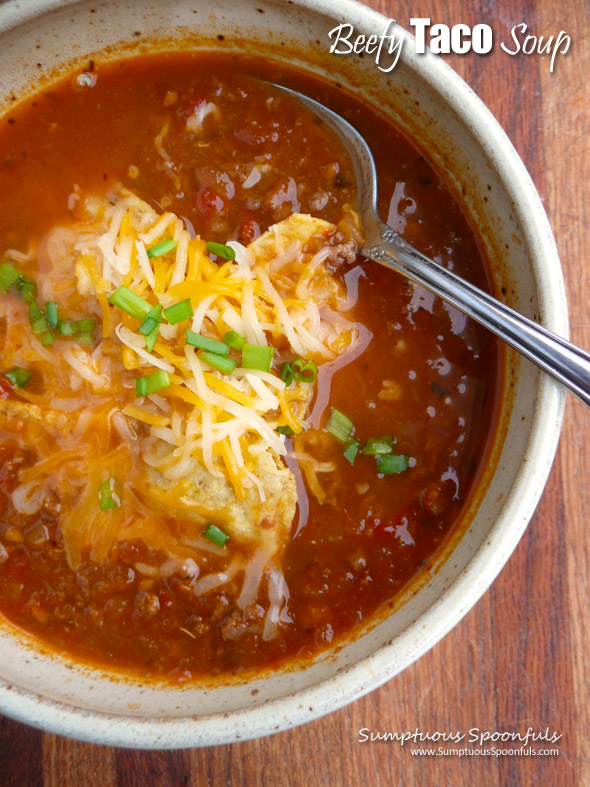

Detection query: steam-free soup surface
xmin=0 ymin=53 xmax=499 ymax=680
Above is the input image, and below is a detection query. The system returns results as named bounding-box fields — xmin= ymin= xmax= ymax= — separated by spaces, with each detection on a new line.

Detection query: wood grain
xmin=1 ymin=0 xmax=588 ymax=784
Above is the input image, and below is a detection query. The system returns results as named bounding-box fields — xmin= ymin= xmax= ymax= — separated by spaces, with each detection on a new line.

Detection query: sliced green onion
xmin=108 ymin=286 xmax=152 ymax=319
xmin=362 ymin=436 xmax=396 ymax=455
xmin=241 ymin=343 xmax=274 ymax=372
xmin=76 ymin=319 xmax=97 ymax=345
xmin=145 ymin=323 xmax=159 ymax=353
xmin=41 ymin=332 xmax=55 ymax=347
xmin=139 ymin=317 xmax=160 ymax=339
xmin=139 ymin=315 xmax=161 ymax=337
xmin=98 ymin=477 xmax=122 ymax=510
xmin=280 ymin=362 xmax=294 ymax=386
xmin=29 ymin=302 xmax=49 ymax=335
xmin=185 ymin=330 xmax=229 ymax=355
xmin=29 ymin=301 xmax=43 ymax=321
xmin=164 ymin=298 xmax=193 ymax=325
xmin=15 ymin=278 xmax=36 ymax=302
xmin=0 ymin=262 xmax=21 ymax=293
xmin=31 ymin=316 xmax=48 ymax=335
xmin=223 ymin=331 xmax=246 ymax=351
xmin=138 ymin=303 xmax=162 ymax=336
xmin=146 ymin=238 xmax=177 ymax=258
xmin=58 ymin=320 xmax=76 ymax=337
xmin=206 ymin=241 xmax=236 ymax=261
xmin=135 ymin=377 xmax=148 ymax=397
xmin=77 ymin=319 xmax=96 ymax=334
xmin=343 ymin=437 xmax=361 ymax=465
xmin=16 ymin=283 xmax=35 ymax=303
xmin=135 ymin=370 xmax=171 ymax=397
xmin=199 ymin=350 xmax=237 ymax=375
xmin=203 ymin=523 xmax=230 ymax=547
xmin=292 ymin=358 xmax=317 ymax=384
xmin=46 ymin=301 xmax=59 ymax=329
xmin=376 ymin=454 xmax=410 ymax=475
xmin=326 ymin=407 xmax=354 ymax=443
xmin=276 ymin=425 xmax=295 ymax=436
xmin=3 ymin=367 xmax=31 ymax=388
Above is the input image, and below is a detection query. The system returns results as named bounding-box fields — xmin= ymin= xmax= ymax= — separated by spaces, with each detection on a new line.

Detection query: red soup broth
xmin=0 ymin=52 xmax=500 ymax=680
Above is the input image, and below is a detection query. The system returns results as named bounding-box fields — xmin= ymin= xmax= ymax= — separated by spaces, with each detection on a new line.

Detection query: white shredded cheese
xmin=135 ymin=240 xmax=156 ymax=290
xmin=221 ymin=307 xmax=245 ymax=334
xmin=185 ymin=101 xmax=220 ymax=134
xmin=241 ymin=281 xmax=267 ymax=346
xmin=139 ymin=212 xmax=175 ymax=247
xmin=114 ymin=234 xmax=133 ymax=276
xmin=190 ymin=295 xmax=217 ymax=334
xmin=115 ymin=324 xmax=174 ymax=372
xmin=63 ymin=346 xmax=109 ymax=390
xmin=255 ymin=265 xmax=306 ymax=356
xmin=246 ymin=373 xmax=279 ymax=410
xmin=170 ymin=225 xmax=190 ymax=286
xmin=227 ymin=241 xmax=254 ymax=281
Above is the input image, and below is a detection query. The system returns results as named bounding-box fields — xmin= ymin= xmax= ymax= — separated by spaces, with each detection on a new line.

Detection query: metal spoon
xmin=274 ymin=84 xmax=590 ymax=407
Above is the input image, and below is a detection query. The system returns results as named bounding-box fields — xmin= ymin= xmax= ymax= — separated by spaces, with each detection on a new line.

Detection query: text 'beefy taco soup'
xmin=0 ymin=53 xmax=500 ymax=682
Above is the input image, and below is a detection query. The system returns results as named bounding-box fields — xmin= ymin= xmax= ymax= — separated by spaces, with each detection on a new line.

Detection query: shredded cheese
xmin=3 ymin=188 xmax=364 ymax=639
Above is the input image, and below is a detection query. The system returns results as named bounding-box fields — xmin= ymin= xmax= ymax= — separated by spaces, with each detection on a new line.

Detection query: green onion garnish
xmin=241 ymin=343 xmax=274 ymax=373
xmin=185 ymin=330 xmax=229 ymax=355
xmin=376 ymin=454 xmax=410 ymax=475
xmin=46 ymin=301 xmax=58 ymax=329
xmin=135 ymin=370 xmax=171 ymax=397
xmin=326 ymin=407 xmax=354 ymax=443
xmin=280 ymin=362 xmax=294 ymax=386
xmin=41 ymin=332 xmax=55 ymax=347
xmin=145 ymin=323 xmax=159 ymax=353
xmin=140 ymin=315 xmax=160 ymax=337
xmin=292 ymin=359 xmax=317 ymax=384
xmin=98 ymin=477 xmax=122 ymax=510
xmin=199 ymin=350 xmax=237 ymax=375
xmin=108 ymin=286 xmax=152 ymax=319
xmin=135 ymin=378 xmax=148 ymax=397
xmin=276 ymin=425 xmax=295 ymax=436
xmin=58 ymin=320 xmax=76 ymax=337
xmin=3 ymin=367 xmax=31 ymax=388
xmin=343 ymin=437 xmax=361 ymax=465
xmin=31 ymin=316 xmax=48 ymax=335
xmin=203 ymin=523 xmax=230 ymax=547
xmin=223 ymin=331 xmax=246 ymax=351
xmin=362 ymin=436 xmax=396 ymax=455
xmin=146 ymin=238 xmax=178 ymax=258
xmin=0 ymin=262 xmax=21 ymax=293
xmin=206 ymin=241 xmax=236 ymax=261
xmin=164 ymin=298 xmax=193 ymax=325
xmin=16 ymin=278 xmax=36 ymax=302
xmin=76 ymin=319 xmax=97 ymax=345
xmin=29 ymin=301 xmax=43 ymax=322
xmin=137 ymin=303 xmax=162 ymax=337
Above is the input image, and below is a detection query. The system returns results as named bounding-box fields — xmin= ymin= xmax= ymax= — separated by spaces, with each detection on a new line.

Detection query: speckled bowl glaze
xmin=0 ymin=0 xmax=566 ymax=748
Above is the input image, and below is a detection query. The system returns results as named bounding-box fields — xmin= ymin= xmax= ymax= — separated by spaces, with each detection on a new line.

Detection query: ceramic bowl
xmin=0 ymin=0 xmax=566 ymax=747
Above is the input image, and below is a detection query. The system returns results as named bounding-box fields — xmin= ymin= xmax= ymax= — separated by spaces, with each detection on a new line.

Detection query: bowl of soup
xmin=0 ymin=0 xmax=566 ymax=747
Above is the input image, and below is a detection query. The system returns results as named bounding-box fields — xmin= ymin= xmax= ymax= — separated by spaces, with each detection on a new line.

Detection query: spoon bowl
xmin=274 ymin=83 xmax=590 ymax=407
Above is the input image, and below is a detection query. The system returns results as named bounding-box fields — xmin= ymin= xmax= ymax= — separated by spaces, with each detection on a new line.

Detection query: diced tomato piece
xmin=239 ymin=216 xmax=260 ymax=244
xmin=194 ymin=186 xmax=225 ymax=218
xmin=0 ymin=376 xmax=13 ymax=399
xmin=177 ymin=94 xmax=206 ymax=119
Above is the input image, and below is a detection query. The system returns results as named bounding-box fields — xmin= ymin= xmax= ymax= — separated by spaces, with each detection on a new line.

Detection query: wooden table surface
xmin=1 ymin=0 xmax=588 ymax=784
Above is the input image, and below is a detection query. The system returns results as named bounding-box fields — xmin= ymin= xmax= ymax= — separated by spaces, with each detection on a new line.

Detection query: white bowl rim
xmin=0 ymin=0 xmax=567 ymax=748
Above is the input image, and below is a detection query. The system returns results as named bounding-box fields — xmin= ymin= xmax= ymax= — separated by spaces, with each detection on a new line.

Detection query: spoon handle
xmin=362 ymin=222 xmax=589 ymax=406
